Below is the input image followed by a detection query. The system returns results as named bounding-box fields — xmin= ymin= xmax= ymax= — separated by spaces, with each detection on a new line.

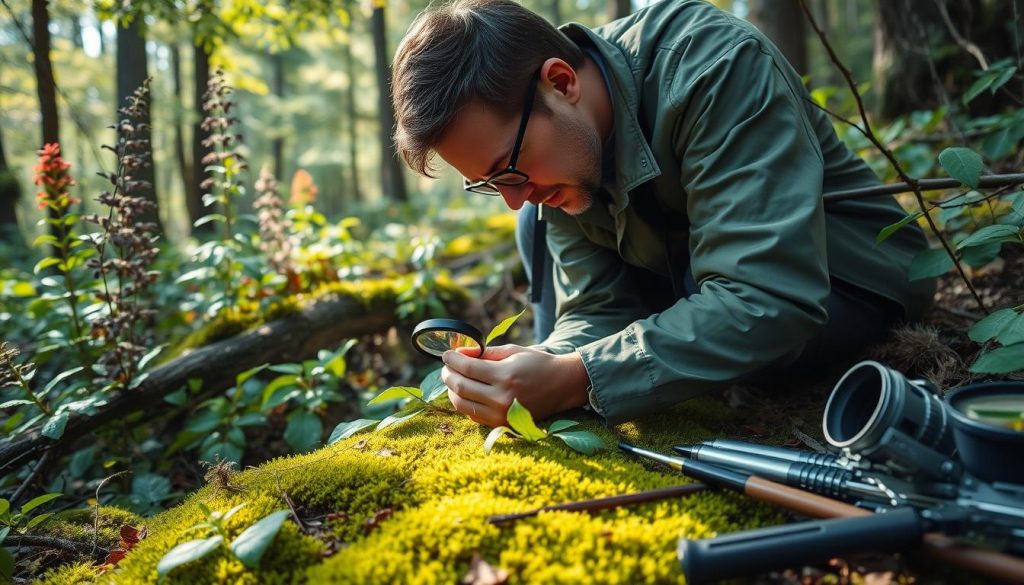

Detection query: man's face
xmin=435 ymin=88 xmax=602 ymax=216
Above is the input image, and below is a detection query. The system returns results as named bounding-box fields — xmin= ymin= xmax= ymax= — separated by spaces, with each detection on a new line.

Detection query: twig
xmin=9 ymin=448 xmax=54 ymax=506
xmin=799 ymin=0 xmax=989 ymax=315
xmin=936 ymin=305 xmax=985 ymax=322
xmin=275 ymin=473 xmax=307 ymax=532
xmin=5 ymin=534 xmax=107 ymax=558
xmin=933 ymin=0 xmax=987 ymax=71
xmin=487 ymin=483 xmax=708 ymax=524
xmin=823 ymin=174 xmax=1024 ymax=204
xmin=92 ymin=470 xmax=130 ymax=557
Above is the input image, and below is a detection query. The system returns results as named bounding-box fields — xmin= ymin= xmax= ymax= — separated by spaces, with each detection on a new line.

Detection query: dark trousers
xmin=515 ymin=203 xmax=903 ymax=383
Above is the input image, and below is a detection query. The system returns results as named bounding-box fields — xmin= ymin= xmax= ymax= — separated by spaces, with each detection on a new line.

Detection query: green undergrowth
xmin=37 ymin=395 xmax=783 ymax=584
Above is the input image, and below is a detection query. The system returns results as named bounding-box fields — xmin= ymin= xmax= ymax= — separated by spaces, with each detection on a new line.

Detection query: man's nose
xmin=498 ymin=183 xmax=533 ymax=210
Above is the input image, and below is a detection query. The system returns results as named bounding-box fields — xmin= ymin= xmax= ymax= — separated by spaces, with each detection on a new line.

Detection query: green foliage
xmin=155 ymin=504 xmax=290 ymax=577
xmin=0 ymin=492 xmax=62 ymax=573
xmin=968 ymin=306 xmax=1024 ymax=374
xmin=484 ymin=399 xmax=606 ymax=455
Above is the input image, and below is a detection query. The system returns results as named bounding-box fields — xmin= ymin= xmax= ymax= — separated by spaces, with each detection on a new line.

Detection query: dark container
xmin=945 ymin=381 xmax=1024 ymax=485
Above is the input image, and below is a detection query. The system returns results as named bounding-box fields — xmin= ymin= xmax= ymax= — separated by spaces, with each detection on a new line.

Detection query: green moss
xmin=39 ymin=396 xmax=791 ymax=584
xmin=44 ymin=506 xmax=145 ymax=546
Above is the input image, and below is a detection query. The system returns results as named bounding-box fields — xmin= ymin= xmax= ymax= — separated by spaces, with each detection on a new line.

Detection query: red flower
xmin=34 ymin=143 xmax=79 ymax=211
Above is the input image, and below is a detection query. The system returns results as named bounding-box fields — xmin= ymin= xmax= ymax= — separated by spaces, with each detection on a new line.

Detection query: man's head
xmin=392 ymin=0 xmax=605 ymax=215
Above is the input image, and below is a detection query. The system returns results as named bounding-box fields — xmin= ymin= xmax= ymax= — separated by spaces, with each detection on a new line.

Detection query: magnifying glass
xmin=411 ymin=318 xmax=485 ymax=359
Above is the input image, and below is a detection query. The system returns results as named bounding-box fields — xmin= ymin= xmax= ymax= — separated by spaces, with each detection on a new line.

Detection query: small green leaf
xmin=41 ymin=412 xmax=69 ymax=439
xmin=376 ymin=409 xmax=423 ymax=432
xmin=969 ymin=342 xmax=1024 ymax=374
xmin=367 ymin=386 xmax=423 ymax=405
xmin=230 ymin=510 xmax=290 ymax=569
xmin=284 ymin=410 xmax=322 ymax=453
xmin=220 ymin=503 xmax=246 ymax=523
xmin=31 ymin=234 xmax=58 ymax=247
xmin=506 ymin=399 xmax=546 ymax=441
xmin=908 ymin=248 xmax=954 ymax=281
xmin=157 ymin=536 xmax=224 ymax=577
xmin=956 ymin=224 xmax=1020 ymax=250
xmin=193 ymin=214 xmax=227 ymax=228
xmin=268 ymin=363 xmax=303 ymax=375
xmin=133 ymin=473 xmax=171 ymax=505
xmin=25 ymin=512 xmax=54 ymax=531
xmin=137 ymin=345 xmax=165 ymax=372
xmin=968 ymin=308 xmax=1017 ymax=343
xmin=486 ymin=308 xmax=527 ymax=345
xmin=33 ymin=257 xmax=61 ymax=274
xmin=0 ymin=400 xmax=35 ymax=409
xmin=0 ymin=499 xmax=8 ymax=517
xmin=938 ymin=147 xmax=984 ymax=189
xmin=260 ymin=375 xmax=300 ymax=410
xmin=327 ymin=418 xmax=379 ymax=444
xmin=236 ymin=363 xmax=269 ymax=388
xmin=42 ymin=366 xmax=84 ymax=395
xmin=546 ymin=420 xmax=579 ymax=434
xmin=960 ymin=242 xmax=1003 ymax=268
xmin=20 ymin=493 xmax=61 ymax=515
xmin=551 ymin=431 xmax=606 ymax=455
xmin=420 ymin=369 xmax=448 ymax=403
xmin=963 ymin=73 xmax=996 ymax=104
xmin=876 ymin=211 xmax=924 ymax=244
xmin=483 ymin=426 xmax=514 ymax=453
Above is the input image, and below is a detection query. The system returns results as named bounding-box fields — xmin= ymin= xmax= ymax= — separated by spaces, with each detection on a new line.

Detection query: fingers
xmin=443 ymin=349 xmax=504 ymax=384
xmin=441 ymin=365 xmax=507 ymax=408
xmin=447 ymin=388 xmax=503 ymax=427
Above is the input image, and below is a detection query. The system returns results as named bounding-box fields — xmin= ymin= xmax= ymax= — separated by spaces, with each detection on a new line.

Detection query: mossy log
xmin=37 ymin=397 xmax=787 ymax=584
xmin=0 ymin=293 xmax=399 ymax=471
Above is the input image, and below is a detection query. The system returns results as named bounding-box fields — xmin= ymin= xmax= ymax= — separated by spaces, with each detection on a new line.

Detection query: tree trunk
xmin=190 ymin=41 xmax=211 ymax=232
xmin=0 ymin=120 xmax=24 ymax=248
xmin=32 ymin=0 xmax=60 ymax=241
xmin=371 ymin=4 xmax=408 ymax=202
xmin=116 ymin=17 xmax=162 ymax=231
xmin=32 ymin=0 xmax=60 ymax=148
xmin=873 ymin=0 xmax=940 ymax=119
xmin=343 ymin=25 xmax=362 ymax=205
xmin=606 ymin=0 xmax=631 ymax=22
xmin=272 ymin=52 xmax=285 ymax=180
xmin=171 ymin=43 xmax=193 ymax=215
xmin=0 ymin=294 xmax=402 ymax=472
xmin=71 ymin=16 xmax=83 ymax=50
xmin=748 ymin=0 xmax=807 ymax=75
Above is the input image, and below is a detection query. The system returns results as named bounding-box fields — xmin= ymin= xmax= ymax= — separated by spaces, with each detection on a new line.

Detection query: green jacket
xmin=538 ymin=1 xmax=935 ymax=424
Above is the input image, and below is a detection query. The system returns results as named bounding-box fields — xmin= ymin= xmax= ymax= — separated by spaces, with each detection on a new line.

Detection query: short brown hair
xmin=392 ymin=0 xmax=585 ymax=176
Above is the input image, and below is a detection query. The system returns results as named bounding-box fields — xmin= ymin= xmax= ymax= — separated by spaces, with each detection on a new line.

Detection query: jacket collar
xmin=558 ymin=23 xmax=662 ymax=214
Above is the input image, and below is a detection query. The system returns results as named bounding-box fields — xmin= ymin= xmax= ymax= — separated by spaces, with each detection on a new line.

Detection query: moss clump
xmin=39 ymin=396 xmax=784 ymax=584
xmin=44 ymin=506 xmax=145 ymax=547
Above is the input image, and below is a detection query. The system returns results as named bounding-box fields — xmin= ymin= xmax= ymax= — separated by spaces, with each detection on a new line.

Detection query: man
xmin=391 ymin=0 xmax=934 ymax=427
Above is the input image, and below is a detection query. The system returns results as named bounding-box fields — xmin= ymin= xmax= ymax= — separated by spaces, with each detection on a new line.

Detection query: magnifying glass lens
xmin=415 ymin=330 xmax=481 ymax=357
xmin=411 ymin=318 xmax=485 ymax=359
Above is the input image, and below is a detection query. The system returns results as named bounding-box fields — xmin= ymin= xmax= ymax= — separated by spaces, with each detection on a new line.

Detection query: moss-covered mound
xmin=39 ymin=396 xmax=785 ymax=584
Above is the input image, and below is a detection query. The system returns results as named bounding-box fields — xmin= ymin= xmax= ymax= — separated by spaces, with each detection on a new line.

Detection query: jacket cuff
xmin=576 ymin=322 xmax=654 ymax=425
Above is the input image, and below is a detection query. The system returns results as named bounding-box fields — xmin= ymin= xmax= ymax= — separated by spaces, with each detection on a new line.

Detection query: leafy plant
xmin=260 ymin=340 xmax=358 ymax=453
xmin=84 ymin=79 xmax=161 ymax=389
xmin=0 ymin=492 xmax=62 ymax=579
xmin=483 ymin=399 xmax=606 ymax=455
xmin=156 ymin=504 xmax=290 ymax=576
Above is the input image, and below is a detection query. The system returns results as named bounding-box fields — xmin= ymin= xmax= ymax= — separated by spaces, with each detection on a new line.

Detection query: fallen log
xmin=0 ymin=293 xmax=400 ymax=470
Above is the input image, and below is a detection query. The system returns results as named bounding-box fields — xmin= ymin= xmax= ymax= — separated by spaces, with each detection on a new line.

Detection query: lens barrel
xmin=823 ymin=361 xmax=958 ymax=480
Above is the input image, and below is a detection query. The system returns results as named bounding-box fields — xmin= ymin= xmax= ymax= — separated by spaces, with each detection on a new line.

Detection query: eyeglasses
xmin=462 ymin=73 xmax=539 ymax=196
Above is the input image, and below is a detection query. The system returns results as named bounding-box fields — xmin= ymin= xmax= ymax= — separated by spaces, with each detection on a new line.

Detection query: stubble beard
xmin=558 ymin=115 xmax=603 ymax=217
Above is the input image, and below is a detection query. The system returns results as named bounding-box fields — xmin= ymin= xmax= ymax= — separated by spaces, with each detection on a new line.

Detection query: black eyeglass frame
xmin=462 ymin=73 xmax=540 ymax=196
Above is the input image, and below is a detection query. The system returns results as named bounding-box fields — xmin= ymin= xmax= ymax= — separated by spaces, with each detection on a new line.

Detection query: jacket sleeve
xmin=544 ymin=38 xmax=833 ymax=424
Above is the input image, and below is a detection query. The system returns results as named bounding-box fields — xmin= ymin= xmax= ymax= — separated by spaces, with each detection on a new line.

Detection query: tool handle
xmin=677 ymin=507 xmax=923 ymax=584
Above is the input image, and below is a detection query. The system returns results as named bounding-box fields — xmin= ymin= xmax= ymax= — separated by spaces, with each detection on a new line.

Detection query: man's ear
xmin=540 ymin=57 xmax=581 ymax=105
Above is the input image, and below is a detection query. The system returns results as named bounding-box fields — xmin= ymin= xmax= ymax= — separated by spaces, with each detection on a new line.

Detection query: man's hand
xmin=441 ymin=344 xmax=590 ymax=427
